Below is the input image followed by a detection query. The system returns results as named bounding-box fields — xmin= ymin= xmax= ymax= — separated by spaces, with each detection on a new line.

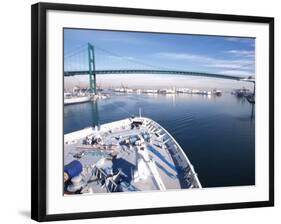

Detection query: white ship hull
xmin=64 ymin=96 xmax=91 ymax=105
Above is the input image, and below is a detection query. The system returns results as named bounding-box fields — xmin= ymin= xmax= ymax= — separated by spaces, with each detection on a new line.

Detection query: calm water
xmin=64 ymin=93 xmax=255 ymax=188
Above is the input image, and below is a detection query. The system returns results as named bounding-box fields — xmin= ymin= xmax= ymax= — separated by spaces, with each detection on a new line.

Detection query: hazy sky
xmin=64 ymin=29 xmax=255 ymax=90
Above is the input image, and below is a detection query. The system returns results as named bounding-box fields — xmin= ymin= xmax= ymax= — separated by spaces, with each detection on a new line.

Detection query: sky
xmin=64 ymin=28 xmax=255 ymax=90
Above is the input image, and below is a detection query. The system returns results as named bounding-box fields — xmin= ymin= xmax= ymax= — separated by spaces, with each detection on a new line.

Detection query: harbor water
xmin=64 ymin=93 xmax=255 ymax=188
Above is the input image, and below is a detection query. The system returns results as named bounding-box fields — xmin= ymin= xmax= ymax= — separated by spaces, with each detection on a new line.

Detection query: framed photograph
xmin=31 ymin=2 xmax=274 ymax=222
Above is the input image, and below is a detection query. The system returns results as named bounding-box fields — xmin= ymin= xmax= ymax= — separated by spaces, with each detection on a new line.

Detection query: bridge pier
xmin=88 ymin=43 xmax=96 ymax=95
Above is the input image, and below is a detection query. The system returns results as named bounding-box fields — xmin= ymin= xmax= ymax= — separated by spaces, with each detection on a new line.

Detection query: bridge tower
xmin=88 ymin=43 xmax=96 ymax=95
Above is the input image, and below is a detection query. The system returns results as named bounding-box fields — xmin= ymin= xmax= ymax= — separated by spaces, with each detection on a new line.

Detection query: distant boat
xmin=176 ymin=88 xmax=190 ymax=93
xmin=213 ymin=89 xmax=222 ymax=96
xmin=245 ymin=94 xmax=255 ymax=104
xmin=165 ymin=89 xmax=176 ymax=94
xmin=232 ymin=88 xmax=250 ymax=98
xmin=126 ymin=88 xmax=133 ymax=93
xmin=64 ymin=95 xmax=92 ymax=105
xmin=191 ymin=89 xmax=200 ymax=94
xmin=144 ymin=89 xmax=158 ymax=94
xmin=114 ymin=88 xmax=126 ymax=93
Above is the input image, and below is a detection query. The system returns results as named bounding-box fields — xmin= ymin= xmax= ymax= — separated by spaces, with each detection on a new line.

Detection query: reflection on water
xmin=64 ymin=93 xmax=255 ymax=188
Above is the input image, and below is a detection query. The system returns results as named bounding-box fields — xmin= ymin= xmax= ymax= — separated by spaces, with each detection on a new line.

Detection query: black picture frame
xmin=31 ymin=2 xmax=274 ymax=222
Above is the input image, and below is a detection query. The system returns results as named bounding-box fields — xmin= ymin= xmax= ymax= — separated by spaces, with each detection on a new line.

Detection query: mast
xmin=139 ymin=108 xmax=142 ymax=118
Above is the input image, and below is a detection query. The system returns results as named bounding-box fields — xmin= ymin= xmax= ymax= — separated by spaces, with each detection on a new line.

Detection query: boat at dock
xmin=64 ymin=95 xmax=92 ymax=105
xmin=64 ymin=87 xmax=92 ymax=105
xmin=231 ymin=88 xmax=250 ymax=97
xmin=64 ymin=116 xmax=202 ymax=194
xmin=232 ymin=88 xmax=255 ymax=104
xmin=245 ymin=94 xmax=255 ymax=104
xmin=64 ymin=92 xmax=109 ymax=105
xmin=213 ymin=89 xmax=222 ymax=96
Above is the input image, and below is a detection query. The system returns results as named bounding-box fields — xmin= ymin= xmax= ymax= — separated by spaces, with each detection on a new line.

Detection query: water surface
xmin=64 ymin=93 xmax=255 ymax=188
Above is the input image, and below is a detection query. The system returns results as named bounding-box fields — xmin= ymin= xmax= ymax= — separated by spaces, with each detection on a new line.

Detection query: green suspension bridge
xmin=64 ymin=43 xmax=255 ymax=95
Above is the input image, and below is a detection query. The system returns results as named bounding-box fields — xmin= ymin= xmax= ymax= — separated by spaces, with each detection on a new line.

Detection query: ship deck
xmin=64 ymin=117 xmax=201 ymax=194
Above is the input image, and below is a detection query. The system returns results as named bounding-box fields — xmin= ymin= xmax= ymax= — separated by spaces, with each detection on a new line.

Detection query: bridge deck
xmin=64 ymin=69 xmax=252 ymax=81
